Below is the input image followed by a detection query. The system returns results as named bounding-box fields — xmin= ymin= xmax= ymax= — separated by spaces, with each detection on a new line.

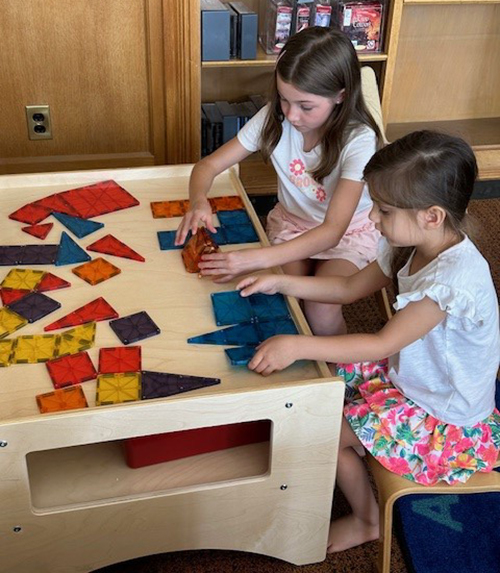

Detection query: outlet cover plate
xmin=26 ymin=105 xmax=52 ymax=140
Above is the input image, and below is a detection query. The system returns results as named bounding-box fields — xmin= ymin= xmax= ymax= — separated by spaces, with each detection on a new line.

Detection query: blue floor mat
xmin=395 ymin=484 xmax=500 ymax=573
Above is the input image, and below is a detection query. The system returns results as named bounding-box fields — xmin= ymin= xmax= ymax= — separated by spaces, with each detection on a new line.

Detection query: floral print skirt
xmin=338 ymin=360 xmax=500 ymax=486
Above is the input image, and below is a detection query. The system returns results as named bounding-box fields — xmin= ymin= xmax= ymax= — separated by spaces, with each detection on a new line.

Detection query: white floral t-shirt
xmin=237 ymin=104 xmax=377 ymax=224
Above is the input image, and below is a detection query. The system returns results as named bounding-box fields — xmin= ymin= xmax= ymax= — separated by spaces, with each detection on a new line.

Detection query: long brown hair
xmin=363 ymin=130 xmax=478 ymax=290
xmin=260 ymin=26 xmax=381 ymax=183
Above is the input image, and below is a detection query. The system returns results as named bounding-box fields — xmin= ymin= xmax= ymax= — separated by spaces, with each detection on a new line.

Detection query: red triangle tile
xmin=44 ymin=297 xmax=118 ymax=331
xmin=22 ymin=223 xmax=54 ymax=240
xmin=86 ymin=234 xmax=145 ymax=262
xmin=36 ymin=272 xmax=71 ymax=293
xmin=0 ymin=288 xmax=30 ymax=306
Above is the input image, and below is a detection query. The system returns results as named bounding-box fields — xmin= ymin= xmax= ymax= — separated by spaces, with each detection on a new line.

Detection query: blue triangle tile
xmin=53 ymin=212 xmax=104 ymax=238
xmin=225 ymin=346 xmax=256 ymax=365
xmin=55 ymin=232 xmax=92 ymax=266
xmin=188 ymin=322 xmax=260 ymax=346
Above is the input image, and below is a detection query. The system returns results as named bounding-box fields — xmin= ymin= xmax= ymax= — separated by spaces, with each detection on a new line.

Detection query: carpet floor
xmin=95 ymin=198 xmax=499 ymax=573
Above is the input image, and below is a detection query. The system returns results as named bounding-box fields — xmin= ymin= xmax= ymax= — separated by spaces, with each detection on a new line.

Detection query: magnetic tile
xmin=224 ymin=346 xmax=256 ymax=366
xmin=96 ymin=372 xmax=141 ymax=405
xmin=57 ymin=180 xmax=139 ymax=219
xmin=0 ymin=307 xmax=28 ymax=339
xmin=52 ymin=212 xmax=104 ymax=238
xmin=188 ymin=317 xmax=298 ymax=346
xmin=36 ymin=272 xmax=71 ymax=292
xmin=109 ymin=311 xmax=160 ymax=345
xmin=12 ymin=334 xmax=60 ymax=363
xmin=257 ymin=317 xmax=299 ymax=339
xmin=211 ymin=291 xmax=254 ymax=326
xmin=182 ymin=228 xmax=220 ymax=273
xmin=57 ymin=322 xmax=96 ymax=357
xmin=247 ymin=293 xmax=290 ymax=322
xmin=8 ymin=292 xmax=61 ymax=323
xmin=0 ymin=288 xmax=29 ymax=306
xmin=217 ymin=209 xmax=252 ymax=227
xmin=9 ymin=203 xmax=51 ymax=225
xmin=72 ymin=257 xmax=121 ymax=285
xmin=46 ymin=351 xmax=97 ymax=388
xmin=21 ymin=223 xmax=53 ymax=240
xmin=157 ymin=230 xmax=189 ymax=251
xmin=34 ymin=193 xmax=80 ymax=217
xmin=221 ymin=223 xmax=259 ymax=244
xmin=209 ymin=196 xmax=244 ymax=212
xmin=36 ymin=386 xmax=88 ymax=414
xmin=141 ymin=370 xmax=220 ymax=400
xmin=55 ymin=232 xmax=92 ymax=266
xmin=86 ymin=234 xmax=145 ymax=262
xmin=44 ymin=297 xmax=118 ymax=331
xmin=188 ymin=322 xmax=260 ymax=346
xmin=211 ymin=291 xmax=290 ymax=326
xmin=150 ymin=199 xmax=190 ymax=218
xmin=0 ymin=246 xmax=24 ymax=266
xmin=98 ymin=346 xmax=142 ymax=374
xmin=1 ymin=269 xmax=45 ymax=291
xmin=0 ymin=339 xmax=15 ymax=367
xmin=18 ymin=244 xmax=59 ymax=265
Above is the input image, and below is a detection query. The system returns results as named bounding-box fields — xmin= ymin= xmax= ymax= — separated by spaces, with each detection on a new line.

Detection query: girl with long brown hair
xmin=176 ymin=26 xmax=381 ymax=337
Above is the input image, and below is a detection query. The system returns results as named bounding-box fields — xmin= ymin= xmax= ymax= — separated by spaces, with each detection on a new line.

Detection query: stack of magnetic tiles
xmin=188 ymin=290 xmax=299 ymax=365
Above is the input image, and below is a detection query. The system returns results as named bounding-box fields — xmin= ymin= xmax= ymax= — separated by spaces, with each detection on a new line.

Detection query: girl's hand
xmin=198 ymin=248 xmax=263 ymax=283
xmin=237 ymin=274 xmax=283 ymax=297
xmin=248 ymin=335 xmax=300 ymax=376
xmin=175 ymin=199 xmax=217 ymax=245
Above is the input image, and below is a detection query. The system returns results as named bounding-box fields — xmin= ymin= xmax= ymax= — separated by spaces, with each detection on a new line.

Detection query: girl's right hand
xmin=237 ymin=274 xmax=283 ymax=297
xmin=175 ymin=198 xmax=217 ymax=246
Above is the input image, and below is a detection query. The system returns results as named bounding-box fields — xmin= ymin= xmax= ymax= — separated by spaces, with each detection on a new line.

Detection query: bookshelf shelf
xmin=202 ymin=45 xmax=388 ymax=69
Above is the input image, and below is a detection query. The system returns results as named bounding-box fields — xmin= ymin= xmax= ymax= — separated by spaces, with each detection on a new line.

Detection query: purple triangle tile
xmin=8 ymin=292 xmax=61 ymax=323
xmin=141 ymin=371 xmax=220 ymax=400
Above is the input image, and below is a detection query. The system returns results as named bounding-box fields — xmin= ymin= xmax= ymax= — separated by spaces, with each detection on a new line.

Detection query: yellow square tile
xmin=0 ymin=308 xmax=28 ymax=339
xmin=57 ymin=322 xmax=96 ymax=357
xmin=1 ymin=269 xmax=45 ymax=290
xmin=0 ymin=339 xmax=15 ymax=367
xmin=96 ymin=372 xmax=141 ymax=406
xmin=12 ymin=334 xmax=60 ymax=364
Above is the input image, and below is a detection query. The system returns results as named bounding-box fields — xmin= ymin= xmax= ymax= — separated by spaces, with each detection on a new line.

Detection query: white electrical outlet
xmin=26 ymin=105 xmax=53 ymax=140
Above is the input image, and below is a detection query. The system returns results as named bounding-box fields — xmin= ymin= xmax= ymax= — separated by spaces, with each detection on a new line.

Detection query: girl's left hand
xmin=248 ymin=335 xmax=300 ymax=376
xmin=198 ymin=248 xmax=263 ymax=283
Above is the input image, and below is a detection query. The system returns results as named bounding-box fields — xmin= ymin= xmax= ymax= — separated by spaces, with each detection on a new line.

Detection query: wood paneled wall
xmin=0 ymin=0 xmax=174 ymax=174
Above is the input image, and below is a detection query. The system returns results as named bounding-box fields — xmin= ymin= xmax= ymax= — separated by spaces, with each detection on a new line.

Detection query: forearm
xmin=295 ymin=332 xmax=391 ymax=364
xmin=277 ymin=274 xmax=354 ymax=304
xmin=188 ymin=160 xmax=217 ymax=204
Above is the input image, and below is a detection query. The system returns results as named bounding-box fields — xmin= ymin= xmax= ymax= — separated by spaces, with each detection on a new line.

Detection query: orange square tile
xmin=210 ymin=196 xmax=245 ymax=212
xmin=36 ymin=385 xmax=88 ymax=413
xmin=150 ymin=200 xmax=189 ymax=218
xmin=72 ymin=258 xmax=121 ymax=286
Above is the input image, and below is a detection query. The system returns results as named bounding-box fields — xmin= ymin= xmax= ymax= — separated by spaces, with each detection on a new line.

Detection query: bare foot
xmin=327 ymin=514 xmax=379 ymax=553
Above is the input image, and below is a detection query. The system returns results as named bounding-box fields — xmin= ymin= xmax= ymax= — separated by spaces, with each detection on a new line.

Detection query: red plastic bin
xmin=124 ymin=419 xmax=272 ymax=468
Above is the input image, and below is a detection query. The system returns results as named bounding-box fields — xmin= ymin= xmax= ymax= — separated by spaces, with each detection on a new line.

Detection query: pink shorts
xmin=266 ymin=202 xmax=380 ymax=269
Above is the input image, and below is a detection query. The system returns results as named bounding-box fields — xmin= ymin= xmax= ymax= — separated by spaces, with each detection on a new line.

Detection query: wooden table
xmin=0 ymin=165 xmax=345 ymax=572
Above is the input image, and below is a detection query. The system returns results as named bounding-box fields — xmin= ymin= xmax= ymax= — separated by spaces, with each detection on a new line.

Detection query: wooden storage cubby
xmin=383 ymin=0 xmax=500 ymax=179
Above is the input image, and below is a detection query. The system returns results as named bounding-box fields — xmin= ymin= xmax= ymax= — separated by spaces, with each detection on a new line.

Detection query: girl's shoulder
xmin=343 ymin=122 xmax=377 ymax=147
